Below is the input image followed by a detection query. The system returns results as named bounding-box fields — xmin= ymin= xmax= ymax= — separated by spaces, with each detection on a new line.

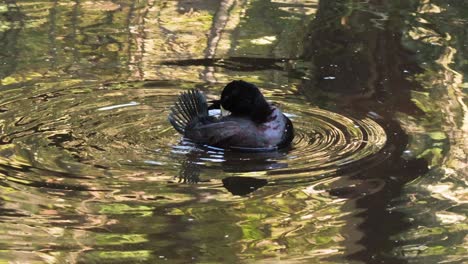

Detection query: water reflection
xmin=0 ymin=0 xmax=466 ymax=263
xmin=299 ymin=1 xmax=432 ymax=262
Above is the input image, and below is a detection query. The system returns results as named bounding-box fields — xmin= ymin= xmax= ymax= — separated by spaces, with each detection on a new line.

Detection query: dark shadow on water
xmin=222 ymin=176 xmax=268 ymax=196
xmin=299 ymin=0 xmax=428 ymax=262
xmin=328 ymin=118 xmax=428 ymax=263
xmin=161 ymin=57 xmax=300 ymax=72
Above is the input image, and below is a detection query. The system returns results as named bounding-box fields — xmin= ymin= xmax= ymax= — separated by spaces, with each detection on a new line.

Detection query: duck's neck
xmin=250 ymin=100 xmax=273 ymax=123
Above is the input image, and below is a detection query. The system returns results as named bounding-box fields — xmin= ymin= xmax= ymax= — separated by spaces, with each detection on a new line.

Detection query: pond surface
xmin=0 ymin=0 xmax=466 ymax=263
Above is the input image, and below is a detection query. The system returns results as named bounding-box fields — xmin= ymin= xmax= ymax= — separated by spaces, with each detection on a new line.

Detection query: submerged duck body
xmin=168 ymin=80 xmax=294 ymax=150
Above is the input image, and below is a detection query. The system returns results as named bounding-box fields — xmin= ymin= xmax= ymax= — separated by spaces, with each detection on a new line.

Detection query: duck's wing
xmin=185 ymin=121 xmax=242 ymax=147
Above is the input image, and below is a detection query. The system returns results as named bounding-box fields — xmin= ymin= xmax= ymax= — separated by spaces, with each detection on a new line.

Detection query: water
xmin=0 ymin=0 xmax=466 ymax=263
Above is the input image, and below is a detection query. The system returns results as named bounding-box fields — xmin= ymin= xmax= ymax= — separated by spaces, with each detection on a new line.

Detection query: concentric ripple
xmin=282 ymin=107 xmax=387 ymax=177
xmin=0 ymin=80 xmax=388 ymax=190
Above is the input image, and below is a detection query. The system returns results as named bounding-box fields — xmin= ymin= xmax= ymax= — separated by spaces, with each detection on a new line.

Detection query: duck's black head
xmin=221 ymin=80 xmax=272 ymax=123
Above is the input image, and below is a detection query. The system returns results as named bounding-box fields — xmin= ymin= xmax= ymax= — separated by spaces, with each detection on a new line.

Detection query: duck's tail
xmin=168 ymin=89 xmax=208 ymax=134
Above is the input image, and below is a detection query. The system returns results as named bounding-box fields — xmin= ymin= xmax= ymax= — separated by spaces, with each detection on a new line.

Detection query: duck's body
xmin=185 ymin=106 xmax=292 ymax=149
xmin=168 ymin=81 xmax=294 ymax=150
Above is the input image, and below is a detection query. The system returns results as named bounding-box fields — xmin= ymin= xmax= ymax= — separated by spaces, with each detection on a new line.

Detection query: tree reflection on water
xmin=0 ymin=0 xmax=466 ymax=263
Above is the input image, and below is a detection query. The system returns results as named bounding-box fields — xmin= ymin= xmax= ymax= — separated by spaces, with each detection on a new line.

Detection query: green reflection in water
xmin=0 ymin=0 xmax=466 ymax=263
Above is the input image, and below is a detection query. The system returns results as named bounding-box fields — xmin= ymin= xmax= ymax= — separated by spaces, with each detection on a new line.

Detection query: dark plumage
xmin=168 ymin=80 xmax=294 ymax=150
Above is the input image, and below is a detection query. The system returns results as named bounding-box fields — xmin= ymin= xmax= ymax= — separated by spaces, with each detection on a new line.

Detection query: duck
xmin=168 ymin=80 xmax=294 ymax=151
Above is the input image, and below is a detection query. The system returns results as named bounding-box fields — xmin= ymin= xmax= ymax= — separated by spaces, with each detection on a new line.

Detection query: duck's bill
xmin=221 ymin=105 xmax=231 ymax=117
